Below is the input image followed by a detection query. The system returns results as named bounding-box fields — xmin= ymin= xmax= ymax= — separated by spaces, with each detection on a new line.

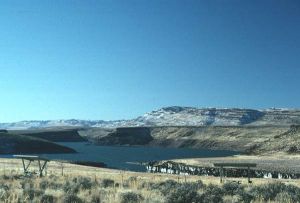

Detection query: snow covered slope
xmin=1 ymin=106 xmax=300 ymax=129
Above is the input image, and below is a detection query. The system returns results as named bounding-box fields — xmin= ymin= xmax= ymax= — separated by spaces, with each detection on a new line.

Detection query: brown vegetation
xmin=1 ymin=158 xmax=300 ymax=202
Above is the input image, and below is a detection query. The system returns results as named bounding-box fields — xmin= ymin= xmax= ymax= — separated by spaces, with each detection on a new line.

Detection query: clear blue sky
xmin=0 ymin=0 xmax=300 ymax=122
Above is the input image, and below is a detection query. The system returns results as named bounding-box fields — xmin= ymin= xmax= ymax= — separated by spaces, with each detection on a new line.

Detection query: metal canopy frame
xmin=213 ymin=162 xmax=257 ymax=183
xmin=13 ymin=155 xmax=50 ymax=177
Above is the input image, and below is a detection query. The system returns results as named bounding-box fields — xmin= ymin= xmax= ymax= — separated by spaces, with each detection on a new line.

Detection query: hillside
xmin=1 ymin=107 xmax=300 ymax=129
xmin=80 ymin=125 xmax=300 ymax=155
xmin=138 ymin=107 xmax=300 ymax=126
xmin=9 ymin=129 xmax=87 ymax=142
xmin=0 ymin=132 xmax=76 ymax=154
xmin=2 ymin=106 xmax=300 ymax=155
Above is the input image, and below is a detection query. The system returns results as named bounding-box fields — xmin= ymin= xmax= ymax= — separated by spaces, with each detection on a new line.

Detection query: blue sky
xmin=0 ymin=0 xmax=300 ymax=122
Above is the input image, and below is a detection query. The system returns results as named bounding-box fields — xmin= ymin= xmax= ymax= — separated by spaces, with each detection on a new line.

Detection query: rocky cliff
xmin=95 ymin=127 xmax=153 ymax=145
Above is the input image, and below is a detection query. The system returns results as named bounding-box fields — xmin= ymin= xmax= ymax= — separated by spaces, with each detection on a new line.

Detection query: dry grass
xmin=1 ymin=158 xmax=300 ymax=202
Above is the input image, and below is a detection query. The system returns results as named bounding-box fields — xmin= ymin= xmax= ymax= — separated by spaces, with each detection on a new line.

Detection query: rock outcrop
xmin=96 ymin=127 xmax=153 ymax=145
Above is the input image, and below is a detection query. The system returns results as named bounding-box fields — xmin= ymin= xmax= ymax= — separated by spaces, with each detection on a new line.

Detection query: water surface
xmin=1 ymin=142 xmax=238 ymax=172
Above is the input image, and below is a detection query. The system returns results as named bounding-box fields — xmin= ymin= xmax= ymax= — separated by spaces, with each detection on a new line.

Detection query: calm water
xmin=1 ymin=142 xmax=238 ymax=172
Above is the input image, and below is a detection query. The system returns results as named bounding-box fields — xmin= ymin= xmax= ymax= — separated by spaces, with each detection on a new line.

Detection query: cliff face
xmin=0 ymin=132 xmax=76 ymax=154
xmin=96 ymin=127 xmax=153 ymax=145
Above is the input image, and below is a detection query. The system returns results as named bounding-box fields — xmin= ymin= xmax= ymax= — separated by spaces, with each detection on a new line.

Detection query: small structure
xmin=213 ymin=162 xmax=257 ymax=183
xmin=13 ymin=155 xmax=50 ymax=177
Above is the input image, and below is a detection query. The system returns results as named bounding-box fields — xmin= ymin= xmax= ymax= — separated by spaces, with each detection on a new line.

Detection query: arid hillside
xmin=80 ymin=125 xmax=300 ymax=155
xmin=0 ymin=132 xmax=76 ymax=154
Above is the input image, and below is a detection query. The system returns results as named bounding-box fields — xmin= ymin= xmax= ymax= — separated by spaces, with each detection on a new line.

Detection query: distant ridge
xmin=1 ymin=106 xmax=300 ymax=129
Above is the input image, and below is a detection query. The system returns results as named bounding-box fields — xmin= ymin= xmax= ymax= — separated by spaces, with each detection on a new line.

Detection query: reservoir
xmin=0 ymin=142 xmax=237 ymax=172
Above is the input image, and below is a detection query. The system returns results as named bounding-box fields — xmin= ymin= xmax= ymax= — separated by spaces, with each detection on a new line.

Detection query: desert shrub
xmin=0 ymin=184 xmax=9 ymax=191
xmin=63 ymin=181 xmax=80 ymax=194
xmin=64 ymin=194 xmax=84 ymax=203
xmin=23 ymin=188 xmax=44 ymax=200
xmin=48 ymin=174 xmax=59 ymax=180
xmin=237 ymin=188 xmax=255 ymax=203
xmin=196 ymin=180 xmax=205 ymax=188
xmin=91 ymin=194 xmax=101 ymax=203
xmin=122 ymin=176 xmax=138 ymax=188
xmin=128 ymin=176 xmax=137 ymax=182
xmin=222 ymin=181 xmax=244 ymax=196
xmin=20 ymin=179 xmax=34 ymax=190
xmin=150 ymin=179 xmax=181 ymax=196
xmin=238 ymin=183 xmax=300 ymax=203
xmin=275 ymin=192 xmax=293 ymax=203
xmin=72 ymin=177 xmax=78 ymax=183
xmin=120 ymin=192 xmax=144 ymax=203
xmin=122 ymin=181 xmax=130 ymax=188
xmin=41 ymin=194 xmax=55 ymax=203
xmin=151 ymin=179 xmax=204 ymax=203
xmin=183 ymin=180 xmax=204 ymax=191
xmin=1 ymin=174 xmax=10 ymax=180
xmin=101 ymin=178 xmax=115 ymax=188
xmin=138 ymin=181 xmax=148 ymax=189
xmin=40 ymin=179 xmax=63 ymax=190
xmin=165 ymin=184 xmax=203 ymax=203
xmin=223 ymin=195 xmax=240 ymax=203
xmin=49 ymin=181 xmax=63 ymax=190
xmin=0 ymin=183 xmax=10 ymax=201
xmin=283 ymin=184 xmax=300 ymax=202
xmin=11 ymin=174 xmax=23 ymax=180
xmin=202 ymin=184 xmax=224 ymax=203
xmin=63 ymin=181 xmax=72 ymax=192
xmin=39 ymin=179 xmax=49 ymax=190
xmin=124 ymin=176 xmax=138 ymax=187
xmin=0 ymin=188 xmax=9 ymax=201
xmin=288 ymin=146 xmax=299 ymax=153
xmin=251 ymin=182 xmax=286 ymax=201
xmin=77 ymin=176 xmax=93 ymax=190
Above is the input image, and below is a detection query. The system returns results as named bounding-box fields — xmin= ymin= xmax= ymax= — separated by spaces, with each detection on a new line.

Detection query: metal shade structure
xmin=13 ymin=155 xmax=50 ymax=177
xmin=213 ymin=162 xmax=257 ymax=183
